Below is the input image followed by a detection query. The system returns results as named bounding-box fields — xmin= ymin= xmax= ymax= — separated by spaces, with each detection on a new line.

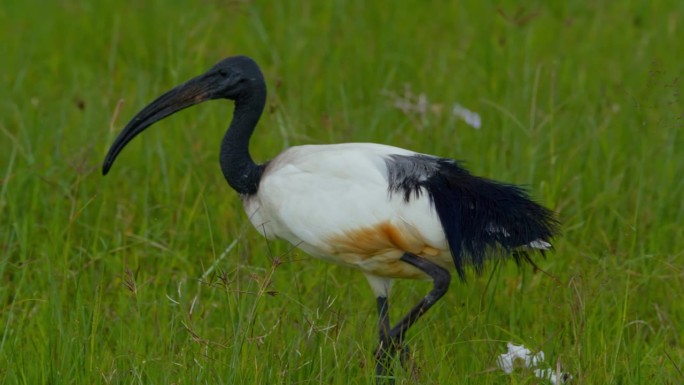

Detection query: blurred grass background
xmin=1 ymin=0 xmax=683 ymax=383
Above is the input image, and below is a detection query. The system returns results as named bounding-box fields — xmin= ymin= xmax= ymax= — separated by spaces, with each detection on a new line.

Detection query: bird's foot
xmin=374 ymin=342 xmax=420 ymax=384
xmin=374 ymin=340 xmax=396 ymax=385
xmin=376 ymin=336 xmax=418 ymax=384
xmin=398 ymin=345 xmax=421 ymax=382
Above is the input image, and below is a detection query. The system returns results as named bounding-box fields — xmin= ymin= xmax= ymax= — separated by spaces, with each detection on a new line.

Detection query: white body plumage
xmin=243 ymin=142 xmax=549 ymax=296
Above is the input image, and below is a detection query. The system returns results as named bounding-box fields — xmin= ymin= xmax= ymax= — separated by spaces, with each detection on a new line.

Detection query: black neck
xmin=220 ymin=81 xmax=267 ymax=195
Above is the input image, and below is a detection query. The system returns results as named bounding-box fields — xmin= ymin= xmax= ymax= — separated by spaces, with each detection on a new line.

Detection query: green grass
xmin=1 ymin=1 xmax=683 ymax=383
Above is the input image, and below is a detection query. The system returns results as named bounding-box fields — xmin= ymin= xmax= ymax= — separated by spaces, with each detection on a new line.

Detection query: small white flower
xmin=452 ymin=103 xmax=482 ymax=129
xmin=496 ymin=343 xmax=544 ymax=373
xmin=535 ymin=368 xmax=574 ymax=385
xmin=496 ymin=342 xmax=572 ymax=384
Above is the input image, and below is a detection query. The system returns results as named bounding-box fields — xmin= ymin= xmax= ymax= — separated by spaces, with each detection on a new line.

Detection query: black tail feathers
xmin=426 ymin=159 xmax=559 ymax=280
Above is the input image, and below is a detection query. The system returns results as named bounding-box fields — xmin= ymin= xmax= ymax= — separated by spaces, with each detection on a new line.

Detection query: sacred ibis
xmin=103 ymin=56 xmax=559 ymax=382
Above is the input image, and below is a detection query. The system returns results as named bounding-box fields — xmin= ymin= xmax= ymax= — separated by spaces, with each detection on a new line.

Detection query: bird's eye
xmin=217 ymin=68 xmax=228 ymax=77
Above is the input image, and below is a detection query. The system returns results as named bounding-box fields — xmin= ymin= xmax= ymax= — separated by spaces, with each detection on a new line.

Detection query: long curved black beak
xmin=102 ymin=73 xmax=213 ymax=175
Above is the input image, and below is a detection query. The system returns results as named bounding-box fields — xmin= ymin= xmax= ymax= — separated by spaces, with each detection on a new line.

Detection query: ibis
xmin=103 ymin=56 xmax=559 ymax=382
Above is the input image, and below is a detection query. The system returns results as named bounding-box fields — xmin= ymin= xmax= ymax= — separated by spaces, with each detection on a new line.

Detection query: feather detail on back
xmin=385 ymin=154 xmax=559 ymax=280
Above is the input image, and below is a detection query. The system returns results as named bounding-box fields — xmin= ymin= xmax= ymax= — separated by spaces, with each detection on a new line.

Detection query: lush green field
xmin=2 ymin=1 xmax=683 ymax=383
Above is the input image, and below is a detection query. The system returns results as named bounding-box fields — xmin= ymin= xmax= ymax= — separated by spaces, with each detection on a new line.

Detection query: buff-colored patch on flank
xmin=326 ymin=221 xmax=446 ymax=278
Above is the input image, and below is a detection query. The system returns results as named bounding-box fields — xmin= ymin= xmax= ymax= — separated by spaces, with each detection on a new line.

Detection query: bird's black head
xmin=205 ymin=55 xmax=265 ymax=100
xmin=102 ymin=55 xmax=265 ymax=175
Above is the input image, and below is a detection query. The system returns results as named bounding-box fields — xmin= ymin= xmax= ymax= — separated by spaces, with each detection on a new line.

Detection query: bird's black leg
xmin=390 ymin=253 xmax=451 ymax=364
xmin=375 ymin=296 xmax=393 ymax=382
xmin=373 ymin=253 xmax=450 ymax=384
